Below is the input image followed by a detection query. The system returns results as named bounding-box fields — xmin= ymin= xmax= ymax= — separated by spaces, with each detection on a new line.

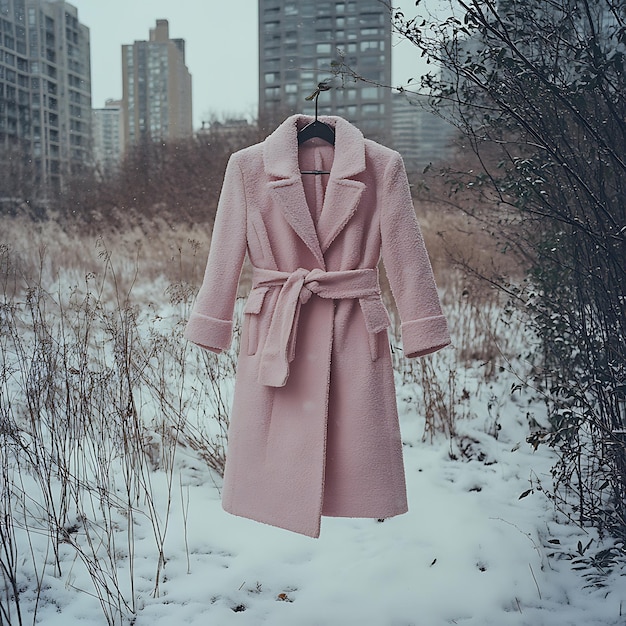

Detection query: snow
xmin=2 ymin=230 xmax=625 ymax=626
xmin=19 ymin=371 xmax=625 ymax=626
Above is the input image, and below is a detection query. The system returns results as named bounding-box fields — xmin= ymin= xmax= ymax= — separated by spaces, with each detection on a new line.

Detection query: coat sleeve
xmin=380 ymin=152 xmax=451 ymax=358
xmin=183 ymin=154 xmax=248 ymax=353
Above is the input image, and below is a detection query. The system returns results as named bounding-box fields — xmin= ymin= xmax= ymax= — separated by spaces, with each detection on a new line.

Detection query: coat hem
xmin=321 ymin=508 xmax=408 ymax=520
xmin=222 ymin=503 xmax=321 ymax=539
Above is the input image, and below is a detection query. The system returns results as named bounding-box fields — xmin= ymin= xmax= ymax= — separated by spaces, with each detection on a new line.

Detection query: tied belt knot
xmin=250 ymin=267 xmax=391 ymax=387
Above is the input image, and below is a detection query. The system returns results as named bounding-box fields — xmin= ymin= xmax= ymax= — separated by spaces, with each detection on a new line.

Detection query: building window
xmin=360 ymin=53 xmax=385 ymax=66
xmin=316 ymin=3 xmax=332 ymax=16
xmin=362 ymin=103 xmax=383 ymax=115
xmin=361 ymin=86 xmax=379 ymax=99
xmin=301 ymin=3 xmax=315 ymax=17
xmin=316 ymin=43 xmax=332 ymax=54
xmin=360 ymin=12 xmax=385 ymax=26
xmin=360 ymin=40 xmax=384 ymax=52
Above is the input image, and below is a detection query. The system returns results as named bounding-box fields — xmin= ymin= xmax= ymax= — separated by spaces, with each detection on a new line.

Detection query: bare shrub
xmin=381 ymin=0 xmax=626 ymax=542
xmin=0 ymin=229 xmax=236 ymax=624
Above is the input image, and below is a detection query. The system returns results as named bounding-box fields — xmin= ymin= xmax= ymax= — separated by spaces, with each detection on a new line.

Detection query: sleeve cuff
xmin=401 ymin=315 xmax=451 ymax=358
xmin=183 ymin=313 xmax=233 ymax=353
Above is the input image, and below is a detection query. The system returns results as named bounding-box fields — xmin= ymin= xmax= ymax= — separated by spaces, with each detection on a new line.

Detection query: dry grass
xmin=1 ymin=218 xmax=237 ymax=624
xmin=418 ymin=204 xmax=526 ymax=286
xmin=1 ymin=216 xmax=209 ymax=292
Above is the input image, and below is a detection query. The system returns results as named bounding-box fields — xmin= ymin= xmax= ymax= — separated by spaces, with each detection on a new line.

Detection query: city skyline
xmin=1 ymin=0 xmax=450 ymax=201
xmin=68 ymin=0 xmax=436 ymax=129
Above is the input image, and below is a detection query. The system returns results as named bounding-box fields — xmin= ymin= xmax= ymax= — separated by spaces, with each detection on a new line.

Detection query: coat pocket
xmin=359 ymin=296 xmax=392 ymax=361
xmin=243 ymin=287 xmax=269 ymax=356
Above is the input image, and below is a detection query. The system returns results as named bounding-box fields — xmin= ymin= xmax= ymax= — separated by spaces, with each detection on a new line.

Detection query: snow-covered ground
xmin=1 ymin=231 xmax=624 ymax=625
xmin=22 ymin=381 xmax=626 ymax=626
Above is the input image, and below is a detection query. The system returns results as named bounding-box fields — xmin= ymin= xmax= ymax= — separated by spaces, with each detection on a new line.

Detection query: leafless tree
xmin=377 ymin=0 xmax=626 ymax=542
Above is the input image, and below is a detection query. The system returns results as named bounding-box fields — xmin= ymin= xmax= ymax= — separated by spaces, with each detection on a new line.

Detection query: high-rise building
xmin=0 ymin=0 xmax=91 ymax=196
xmin=0 ymin=0 xmax=31 ymax=198
xmin=258 ymin=0 xmax=392 ymax=142
xmin=392 ymin=93 xmax=453 ymax=172
xmin=27 ymin=0 xmax=91 ymax=191
xmin=92 ymin=98 xmax=123 ymax=177
xmin=122 ymin=19 xmax=193 ymax=147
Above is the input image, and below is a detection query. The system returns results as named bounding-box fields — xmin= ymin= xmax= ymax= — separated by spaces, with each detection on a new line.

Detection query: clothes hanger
xmin=298 ymin=82 xmax=335 ymax=175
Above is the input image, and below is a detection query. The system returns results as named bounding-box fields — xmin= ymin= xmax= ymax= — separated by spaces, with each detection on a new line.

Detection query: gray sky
xmin=69 ymin=0 xmax=436 ymax=129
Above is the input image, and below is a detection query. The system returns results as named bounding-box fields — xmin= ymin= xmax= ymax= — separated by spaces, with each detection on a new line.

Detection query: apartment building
xmin=92 ymin=98 xmax=123 ymax=177
xmin=0 ymin=0 xmax=91 ymax=195
xmin=258 ymin=0 xmax=392 ymax=142
xmin=121 ymin=19 xmax=192 ymax=147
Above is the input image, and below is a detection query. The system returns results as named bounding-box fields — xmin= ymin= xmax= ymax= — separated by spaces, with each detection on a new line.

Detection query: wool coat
xmin=184 ymin=114 xmax=450 ymax=538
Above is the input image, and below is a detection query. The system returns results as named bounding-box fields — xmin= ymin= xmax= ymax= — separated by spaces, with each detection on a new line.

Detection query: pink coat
xmin=184 ymin=114 xmax=450 ymax=538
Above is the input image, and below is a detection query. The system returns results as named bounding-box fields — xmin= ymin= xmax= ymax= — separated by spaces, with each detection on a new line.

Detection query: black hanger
xmin=297 ymin=83 xmax=335 ymax=147
xmin=297 ymin=119 xmax=335 ymax=146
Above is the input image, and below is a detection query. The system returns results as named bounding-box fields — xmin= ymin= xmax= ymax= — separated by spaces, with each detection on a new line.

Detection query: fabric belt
xmin=251 ymin=267 xmax=390 ymax=387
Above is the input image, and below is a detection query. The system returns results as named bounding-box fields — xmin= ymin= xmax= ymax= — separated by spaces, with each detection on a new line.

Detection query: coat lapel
xmin=317 ymin=178 xmax=365 ymax=253
xmin=263 ymin=115 xmax=366 ymax=262
xmin=267 ymin=177 xmax=325 ymax=267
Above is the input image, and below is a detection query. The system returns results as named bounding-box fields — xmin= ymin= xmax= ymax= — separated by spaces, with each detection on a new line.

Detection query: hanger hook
xmin=304 ymin=81 xmax=332 ymax=121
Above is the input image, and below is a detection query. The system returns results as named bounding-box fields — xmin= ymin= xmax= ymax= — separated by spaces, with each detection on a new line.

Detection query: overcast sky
xmin=69 ymin=0 xmax=438 ymax=129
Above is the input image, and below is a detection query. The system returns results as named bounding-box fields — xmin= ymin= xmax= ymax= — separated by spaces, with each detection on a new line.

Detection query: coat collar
xmin=263 ymin=114 xmax=366 ymax=180
xmin=263 ymin=115 xmax=367 ymax=266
